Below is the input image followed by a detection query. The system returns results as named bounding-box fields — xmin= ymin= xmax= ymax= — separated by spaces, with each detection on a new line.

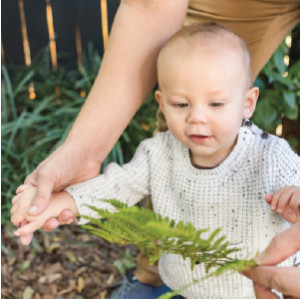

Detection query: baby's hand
xmin=12 ymin=188 xmax=78 ymax=241
xmin=265 ymin=186 xmax=300 ymax=223
xmin=11 ymin=185 xmax=40 ymax=245
xmin=11 ymin=185 xmax=37 ymax=227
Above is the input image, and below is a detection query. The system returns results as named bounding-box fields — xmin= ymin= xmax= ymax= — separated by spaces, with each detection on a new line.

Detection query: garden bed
xmin=2 ymin=223 xmax=138 ymax=299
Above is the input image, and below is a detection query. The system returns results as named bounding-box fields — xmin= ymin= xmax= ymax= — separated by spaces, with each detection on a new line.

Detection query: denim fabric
xmin=109 ymin=278 xmax=185 ymax=299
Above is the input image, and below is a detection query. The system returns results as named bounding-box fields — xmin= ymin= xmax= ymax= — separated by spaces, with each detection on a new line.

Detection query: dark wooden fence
xmin=2 ymin=0 xmax=120 ymax=68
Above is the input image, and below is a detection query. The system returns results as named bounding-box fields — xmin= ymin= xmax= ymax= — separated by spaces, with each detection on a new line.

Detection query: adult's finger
xmin=259 ymin=221 xmax=300 ymax=265
xmin=252 ymin=282 xmax=279 ymax=299
xmin=244 ymin=266 xmax=300 ymax=298
xmin=27 ymin=172 xmax=55 ymax=216
xmin=24 ymin=170 xmax=38 ymax=186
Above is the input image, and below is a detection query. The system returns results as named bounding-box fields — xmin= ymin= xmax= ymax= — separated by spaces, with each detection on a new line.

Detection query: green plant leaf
xmin=273 ymin=48 xmax=286 ymax=74
xmin=283 ymin=91 xmax=298 ymax=120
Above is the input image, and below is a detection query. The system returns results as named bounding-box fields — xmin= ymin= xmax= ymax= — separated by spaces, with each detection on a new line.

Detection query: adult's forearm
xmin=67 ymin=0 xmax=188 ymax=164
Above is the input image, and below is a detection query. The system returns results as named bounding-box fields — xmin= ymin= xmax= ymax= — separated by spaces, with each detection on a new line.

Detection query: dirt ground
xmin=2 ymin=223 xmax=138 ymax=299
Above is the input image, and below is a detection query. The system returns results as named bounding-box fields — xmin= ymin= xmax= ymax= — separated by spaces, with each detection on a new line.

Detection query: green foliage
xmin=113 ymin=247 xmax=136 ymax=275
xmin=82 ymin=200 xmax=257 ymax=278
xmin=1 ymin=45 xmax=157 ymax=223
xmin=252 ymin=32 xmax=300 ymax=135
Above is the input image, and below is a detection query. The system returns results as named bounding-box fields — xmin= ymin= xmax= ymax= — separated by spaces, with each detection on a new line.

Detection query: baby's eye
xmin=210 ymin=102 xmax=224 ymax=107
xmin=175 ymin=103 xmax=188 ymax=108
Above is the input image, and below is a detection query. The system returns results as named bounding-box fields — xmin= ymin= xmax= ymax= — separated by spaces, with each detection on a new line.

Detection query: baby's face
xmin=156 ymin=44 xmax=258 ymax=168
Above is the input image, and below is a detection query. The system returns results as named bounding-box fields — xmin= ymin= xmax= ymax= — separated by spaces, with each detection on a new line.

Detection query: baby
xmin=11 ymin=23 xmax=300 ymax=298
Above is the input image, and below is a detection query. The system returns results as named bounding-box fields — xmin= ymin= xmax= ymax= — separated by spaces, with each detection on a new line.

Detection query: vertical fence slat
xmin=23 ymin=0 xmax=49 ymax=61
xmin=18 ymin=0 xmax=31 ymax=66
xmin=2 ymin=0 xmax=24 ymax=65
xmin=2 ymin=0 xmax=121 ymax=67
xmin=100 ymin=0 xmax=108 ymax=49
xmin=46 ymin=0 xmax=57 ymax=70
xmin=76 ymin=0 xmax=103 ymax=57
xmin=74 ymin=7 xmax=83 ymax=67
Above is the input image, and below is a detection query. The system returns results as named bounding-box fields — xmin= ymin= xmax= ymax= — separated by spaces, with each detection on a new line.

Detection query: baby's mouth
xmin=189 ymin=134 xmax=211 ymax=143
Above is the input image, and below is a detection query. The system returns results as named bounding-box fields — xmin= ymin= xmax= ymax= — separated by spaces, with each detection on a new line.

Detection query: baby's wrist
xmin=52 ymin=191 xmax=79 ymax=216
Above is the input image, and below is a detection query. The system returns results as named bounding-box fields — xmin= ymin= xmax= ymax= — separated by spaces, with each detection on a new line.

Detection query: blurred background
xmin=1 ymin=0 xmax=300 ymax=298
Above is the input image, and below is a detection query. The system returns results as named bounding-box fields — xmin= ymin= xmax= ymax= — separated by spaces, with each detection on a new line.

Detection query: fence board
xmin=23 ymin=0 xmax=49 ymax=62
xmin=2 ymin=0 xmax=121 ymax=67
xmin=2 ymin=0 xmax=25 ymax=65
xmin=76 ymin=0 xmax=103 ymax=56
xmin=51 ymin=0 xmax=77 ymax=67
xmin=107 ymin=0 xmax=120 ymax=30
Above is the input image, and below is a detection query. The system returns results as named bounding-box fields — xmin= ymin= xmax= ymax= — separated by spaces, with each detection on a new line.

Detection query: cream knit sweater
xmin=66 ymin=124 xmax=300 ymax=298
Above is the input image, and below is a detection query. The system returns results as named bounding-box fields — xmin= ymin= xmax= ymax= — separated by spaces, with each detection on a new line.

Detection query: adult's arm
xmin=64 ymin=0 xmax=189 ymax=168
xmin=243 ymin=221 xmax=300 ymax=298
xmin=18 ymin=0 xmax=188 ymax=223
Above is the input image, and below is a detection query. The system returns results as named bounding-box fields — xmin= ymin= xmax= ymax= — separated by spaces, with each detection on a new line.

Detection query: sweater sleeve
xmin=270 ymin=138 xmax=300 ymax=191
xmin=65 ymin=139 xmax=152 ymax=224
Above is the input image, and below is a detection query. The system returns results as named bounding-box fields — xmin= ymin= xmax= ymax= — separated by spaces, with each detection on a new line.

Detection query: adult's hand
xmin=243 ymin=221 xmax=300 ymax=298
xmin=17 ymin=140 xmax=101 ymax=237
xmin=24 ymin=141 xmax=100 ymax=216
xmin=14 ymin=0 xmax=189 ymax=240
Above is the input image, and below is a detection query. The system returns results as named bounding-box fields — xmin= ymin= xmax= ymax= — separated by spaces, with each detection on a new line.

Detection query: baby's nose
xmin=187 ymin=109 xmax=208 ymax=123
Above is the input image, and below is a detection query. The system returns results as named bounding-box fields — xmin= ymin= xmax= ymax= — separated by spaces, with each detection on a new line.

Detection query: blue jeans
xmin=109 ymin=279 xmax=185 ymax=299
xmin=120 ymin=282 xmax=172 ymax=299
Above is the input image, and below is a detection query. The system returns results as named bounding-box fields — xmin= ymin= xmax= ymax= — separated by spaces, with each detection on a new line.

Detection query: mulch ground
xmin=2 ymin=223 xmax=138 ymax=299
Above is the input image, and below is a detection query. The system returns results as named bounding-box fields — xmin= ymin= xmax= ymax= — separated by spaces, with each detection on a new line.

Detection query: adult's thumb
xmin=27 ymin=175 xmax=55 ymax=216
xmin=24 ymin=170 xmax=38 ymax=186
xmin=258 ymin=221 xmax=300 ymax=265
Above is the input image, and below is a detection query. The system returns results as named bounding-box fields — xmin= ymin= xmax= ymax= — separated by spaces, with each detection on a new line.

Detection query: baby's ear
xmin=155 ymin=90 xmax=165 ymax=114
xmin=243 ymin=87 xmax=259 ymax=119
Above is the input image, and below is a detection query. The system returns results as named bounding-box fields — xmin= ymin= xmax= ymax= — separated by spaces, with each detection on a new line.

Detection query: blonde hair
xmin=158 ymin=22 xmax=252 ymax=88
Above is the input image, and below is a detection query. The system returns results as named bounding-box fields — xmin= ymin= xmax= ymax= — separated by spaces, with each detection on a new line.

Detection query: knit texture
xmin=66 ymin=124 xmax=300 ymax=298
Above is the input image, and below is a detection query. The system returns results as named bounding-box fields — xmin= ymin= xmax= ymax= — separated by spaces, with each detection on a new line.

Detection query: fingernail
xmin=277 ymin=208 xmax=283 ymax=213
xmin=256 ymin=252 xmax=266 ymax=264
xmin=14 ymin=230 xmax=20 ymax=236
xmin=28 ymin=205 xmax=38 ymax=214
xmin=270 ymin=205 xmax=276 ymax=211
xmin=289 ymin=208 xmax=294 ymax=215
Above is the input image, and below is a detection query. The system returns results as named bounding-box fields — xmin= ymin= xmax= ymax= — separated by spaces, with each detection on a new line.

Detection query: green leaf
xmin=273 ymin=47 xmax=286 ymax=74
xmin=283 ymin=91 xmax=296 ymax=109
xmin=252 ymin=98 xmax=280 ymax=132
xmin=283 ymin=91 xmax=298 ymax=120
xmin=82 ymin=199 xmax=257 ymax=284
xmin=14 ymin=260 xmax=31 ymax=275
xmin=13 ymin=70 xmax=35 ymax=96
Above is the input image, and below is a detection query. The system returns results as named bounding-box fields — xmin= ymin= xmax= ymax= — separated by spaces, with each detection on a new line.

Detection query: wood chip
xmin=22 ymin=286 xmax=34 ymax=299
xmin=106 ymin=273 xmax=115 ymax=286
xmin=77 ymin=276 xmax=85 ymax=293
xmin=44 ymin=262 xmax=63 ymax=275
xmin=57 ymin=286 xmax=74 ymax=295
xmin=74 ymin=266 xmax=88 ymax=277
xmin=39 ymin=273 xmax=62 ymax=283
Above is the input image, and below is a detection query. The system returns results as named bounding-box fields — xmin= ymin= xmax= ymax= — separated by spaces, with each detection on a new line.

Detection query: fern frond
xmin=81 ymin=200 xmax=257 ymax=279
